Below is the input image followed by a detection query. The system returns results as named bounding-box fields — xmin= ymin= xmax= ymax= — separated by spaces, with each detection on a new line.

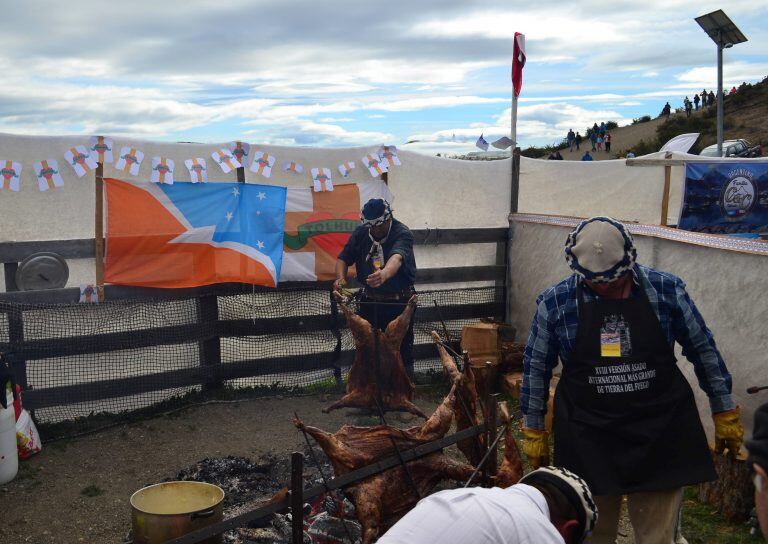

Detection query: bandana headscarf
xmin=361 ymin=198 xmax=392 ymax=227
xmin=564 ymin=216 xmax=637 ymax=283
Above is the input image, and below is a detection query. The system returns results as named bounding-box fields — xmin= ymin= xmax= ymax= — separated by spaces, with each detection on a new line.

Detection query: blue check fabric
xmin=521 ymin=264 xmax=735 ymax=430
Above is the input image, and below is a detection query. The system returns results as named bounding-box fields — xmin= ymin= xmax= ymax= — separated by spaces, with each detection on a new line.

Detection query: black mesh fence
xmin=0 ymin=285 xmax=503 ymax=439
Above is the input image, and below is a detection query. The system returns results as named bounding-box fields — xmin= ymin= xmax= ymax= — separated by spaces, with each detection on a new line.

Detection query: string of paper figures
xmin=0 ymin=138 xmax=400 ymax=194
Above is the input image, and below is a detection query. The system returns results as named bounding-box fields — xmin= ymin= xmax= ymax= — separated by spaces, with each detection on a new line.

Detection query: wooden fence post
xmin=506 ymin=148 xmax=520 ymax=323
xmin=291 ymin=451 xmax=305 ymax=544
xmin=197 ymin=296 xmax=222 ymax=391
xmin=7 ymin=306 xmax=28 ymax=391
xmin=660 ymin=164 xmax=672 ymax=227
xmin=94 ymin=161 xmax=105 ymax=302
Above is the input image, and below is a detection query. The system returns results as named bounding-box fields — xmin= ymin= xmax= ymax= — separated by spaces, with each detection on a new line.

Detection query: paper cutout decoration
xmin=115 ymin=147 xmax=145 ymax=176
xmin=65 ymin=145 xmax=98 ymax=178
xmin=311 ymin=168 xmax=333 ymax=192
xmin=79 ymin=284 xmax=99 ymax=303
xmin=89 ymin=136 xmax=114 ymax=163
xmin=0 ymin=160 xmax=22 ymax=191
xmin=229 ymin=141 xmax=251 ymax=168
xmin=378 ymin=146 xmax=400 ymax=167
xmin=151 ymin=157 xmax=175 ymax=184
xmin=250 ymin=151 xmax=276 ymax=178
xmin=185 ymin=158 xmax=208 ymax=183
xmin=338 ymin=161 xmax=355 ymax=178
xmin=363 ymin=153 xmax=388 ymax=177
xmin=34 ymin=160 xmax=64 ymax=191
xmin=476 ymin=134 xmax=489 ymax=151
xmin=283 ymin=161 xmax=303 ymax=174
xmin=211 ymin=148 xmax=241 ymax=173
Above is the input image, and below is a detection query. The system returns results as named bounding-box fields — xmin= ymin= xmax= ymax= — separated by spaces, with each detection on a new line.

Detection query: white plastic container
xmin=0 ymin=390 xmax=19 ymax=484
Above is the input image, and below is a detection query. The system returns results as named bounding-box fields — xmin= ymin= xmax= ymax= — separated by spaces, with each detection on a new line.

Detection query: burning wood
xmin=296 ymin=385 xmax=474 ymax=543
xmin=324 ymin=293 xmax=426 ymax=418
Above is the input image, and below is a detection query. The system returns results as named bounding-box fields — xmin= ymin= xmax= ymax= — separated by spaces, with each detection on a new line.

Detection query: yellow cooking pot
xmin=130 ymin=481 xmax=225 ymax=544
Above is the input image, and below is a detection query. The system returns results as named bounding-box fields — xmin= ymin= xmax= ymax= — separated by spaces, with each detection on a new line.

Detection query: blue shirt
xmin=521 ymin=264 xmax=734 ymax=429
xmin=338 ymin=219 xmax=416 ymax=293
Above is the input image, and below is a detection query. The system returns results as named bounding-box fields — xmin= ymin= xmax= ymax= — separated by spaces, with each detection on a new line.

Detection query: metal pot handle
xmin=191 ymin=509 xmax=215 ymax=520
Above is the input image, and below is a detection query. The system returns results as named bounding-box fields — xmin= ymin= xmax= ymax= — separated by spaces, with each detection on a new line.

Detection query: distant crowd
xmin=669 ymin=86 xmax=740 ymax=119
xmin=553 ymin=122 xmax=612 ymax=161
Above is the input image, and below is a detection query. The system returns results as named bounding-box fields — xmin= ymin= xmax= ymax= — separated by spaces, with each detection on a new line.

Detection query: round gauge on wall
xmin=14 ymin=252 xmax=69 ymax=291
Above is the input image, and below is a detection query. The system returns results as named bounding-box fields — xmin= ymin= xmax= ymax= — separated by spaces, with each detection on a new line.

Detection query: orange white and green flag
xmin=280 ymin=180 xmax=393 ymax=281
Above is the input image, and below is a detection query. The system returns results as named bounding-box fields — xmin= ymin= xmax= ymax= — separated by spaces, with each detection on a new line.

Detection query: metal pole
xmin=717 ymin=35 xmax=724 ymax=156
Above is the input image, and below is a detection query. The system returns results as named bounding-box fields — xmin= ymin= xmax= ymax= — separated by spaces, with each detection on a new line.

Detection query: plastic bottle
xmin=0 ymin=388 xmax=19 ymax=484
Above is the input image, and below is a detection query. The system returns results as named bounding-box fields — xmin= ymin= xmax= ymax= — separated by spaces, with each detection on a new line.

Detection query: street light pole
xmin=716 ymin=32 xmax=724 ymax=156
xmin=695 ymin=10 xmax=747 ymax=157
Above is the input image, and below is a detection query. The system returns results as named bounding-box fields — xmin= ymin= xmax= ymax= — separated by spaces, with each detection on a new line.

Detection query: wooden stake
xmin=660 ymin=164 xmax=672 ymax=227
xmin=290 ymin=451 xmax=305 ymax=544
xmin=94 ymin=161 xmax=105 ymax=301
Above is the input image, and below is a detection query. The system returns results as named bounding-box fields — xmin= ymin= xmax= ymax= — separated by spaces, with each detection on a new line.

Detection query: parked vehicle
xmin=699 ymin=139 xmax=762 ymax=158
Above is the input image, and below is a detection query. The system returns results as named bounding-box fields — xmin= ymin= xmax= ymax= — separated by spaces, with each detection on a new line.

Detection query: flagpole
xmin=511 ymin=89 xmax=518 ymax=153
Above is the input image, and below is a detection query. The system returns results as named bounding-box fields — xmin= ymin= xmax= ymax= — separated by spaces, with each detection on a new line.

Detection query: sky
xmin=1 ymin=1 xmax=767 ymax=155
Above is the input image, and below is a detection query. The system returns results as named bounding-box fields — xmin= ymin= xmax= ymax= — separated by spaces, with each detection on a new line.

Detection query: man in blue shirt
xmin=335 ymin=199 xmax=417 ymax=372
xmin=520 ymin=216 xmax=744 ymax=543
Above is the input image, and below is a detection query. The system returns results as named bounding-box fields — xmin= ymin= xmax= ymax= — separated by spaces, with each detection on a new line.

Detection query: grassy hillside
xmin=615 ymin=76 xmax=768 ymax=157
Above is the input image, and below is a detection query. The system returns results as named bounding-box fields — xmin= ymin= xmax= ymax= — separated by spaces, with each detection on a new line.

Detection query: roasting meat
xmin=431 ymin=331 xmax=485 ymax=466
xmin=324 ymin=294 xmax=425 ymax=418
xmin=495 ymin=402 xmax=524 ymax=488
xmin=296 ymin=386 xmax=474 ymax=543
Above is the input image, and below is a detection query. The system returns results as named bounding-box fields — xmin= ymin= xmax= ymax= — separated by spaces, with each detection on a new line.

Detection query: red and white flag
xmin=512 ymin=32 xmax=526 ymax=98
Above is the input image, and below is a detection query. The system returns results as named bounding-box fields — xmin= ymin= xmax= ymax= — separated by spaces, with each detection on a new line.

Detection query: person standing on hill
xmin=590 ymin=131 xmax=597 ymax=152
xmin=694 ymin=93 xmax=700 ymax=110
xmin=567 ymin=129 xmax=576 ymax=152
xmin=599 ymin=122 xmax=606 ymax=137
xmin=709 ymin=90 xmax=715 ymax=106
xmin=575 ymin=132 xmax=582 ymax=151
xmin=604 ymin=132 xmax=611 ymax=153
xmin=684 ymin=97 xmax=692 ymax=118
xmin=701 ymin=89 xmax=708 ymax=107
xmin=592 ymin=123 xmax=599 ymax=135
xmin=596 ymin=134 xmax=604 ymax=152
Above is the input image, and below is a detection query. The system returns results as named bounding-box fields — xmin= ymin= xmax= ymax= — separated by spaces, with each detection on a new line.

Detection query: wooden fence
xmin=0 ymin=227 xmax=508 ymax=415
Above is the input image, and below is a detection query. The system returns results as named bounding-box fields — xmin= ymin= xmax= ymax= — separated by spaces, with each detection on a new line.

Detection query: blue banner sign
xmin=678 ymin=162 xmax=768 ymax=234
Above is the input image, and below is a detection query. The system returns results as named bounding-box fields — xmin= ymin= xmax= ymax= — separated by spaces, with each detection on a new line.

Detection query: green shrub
xmin=632 ymin=115 xmax=652 ymax=124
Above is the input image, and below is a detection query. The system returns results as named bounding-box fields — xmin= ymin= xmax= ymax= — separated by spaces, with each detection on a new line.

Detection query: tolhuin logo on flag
xmin=105 ymin=179 xmax=286 ymax=288
xmin=281 ymin=181 xmax=392 ymax=281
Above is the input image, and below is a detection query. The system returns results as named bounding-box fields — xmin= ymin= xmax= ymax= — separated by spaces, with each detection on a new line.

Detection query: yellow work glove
xmin=713 ymin=406 xmax=745 ymax=455
xmin=522 ymin=428 xmax=550 ymax=469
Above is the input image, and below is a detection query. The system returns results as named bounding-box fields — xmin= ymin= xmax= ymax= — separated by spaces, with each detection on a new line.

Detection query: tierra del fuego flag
xmin=105 ymin=178 xmax=392 ymax=287
xmin=105 ymin=178 xmax=287 ymax=288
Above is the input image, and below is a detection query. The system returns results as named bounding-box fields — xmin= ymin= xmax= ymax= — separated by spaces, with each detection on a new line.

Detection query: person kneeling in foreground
xmin=521 ymin=216 xmax=744 ymax=543
xmin=378 ymin=466 xmax=598 ymax=544
xmin=747 ymin=403 xmax=768 ymax=538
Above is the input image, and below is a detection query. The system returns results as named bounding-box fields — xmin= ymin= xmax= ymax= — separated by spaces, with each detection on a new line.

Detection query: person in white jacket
xmin=378 ymin=466 xmax=598 ymax=544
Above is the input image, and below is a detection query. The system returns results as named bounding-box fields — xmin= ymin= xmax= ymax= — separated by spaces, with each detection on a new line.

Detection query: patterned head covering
xmin=565 ymin=216 xmax=636 ymax=283
xmin=361 ymin=198 xmax=392 ymax=227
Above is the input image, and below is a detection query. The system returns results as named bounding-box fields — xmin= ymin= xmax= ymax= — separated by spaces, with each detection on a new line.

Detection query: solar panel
xmin=695 ymin=10 xmax=748 ymax=47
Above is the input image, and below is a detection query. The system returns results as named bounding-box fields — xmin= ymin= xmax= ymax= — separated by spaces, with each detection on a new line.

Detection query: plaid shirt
xmin=521 ymin=264 xmax=734 ymax=430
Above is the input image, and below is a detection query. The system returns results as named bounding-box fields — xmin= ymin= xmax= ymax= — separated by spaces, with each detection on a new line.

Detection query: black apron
xmin=553 ymin=282 xmax=716 ymax=495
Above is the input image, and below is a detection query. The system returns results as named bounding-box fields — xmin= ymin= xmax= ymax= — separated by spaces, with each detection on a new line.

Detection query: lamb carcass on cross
xmin=323 ymin=293 xmax=426 ymax=418
xmin=295 ymin=384 xmax=474 ymax=543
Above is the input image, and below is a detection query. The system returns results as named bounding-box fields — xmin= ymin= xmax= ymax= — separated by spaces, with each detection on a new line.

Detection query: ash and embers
xmin=172 ymin=452 xmax=363 ymax=544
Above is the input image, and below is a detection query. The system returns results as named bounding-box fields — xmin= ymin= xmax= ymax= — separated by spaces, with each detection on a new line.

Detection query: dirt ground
xmin=0 ymin=393 xmax=444 ymax=544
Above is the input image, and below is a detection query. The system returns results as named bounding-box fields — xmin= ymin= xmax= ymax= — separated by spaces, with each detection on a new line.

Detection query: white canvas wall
xmin=508 ymin=219 xmax=768 ymax=439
